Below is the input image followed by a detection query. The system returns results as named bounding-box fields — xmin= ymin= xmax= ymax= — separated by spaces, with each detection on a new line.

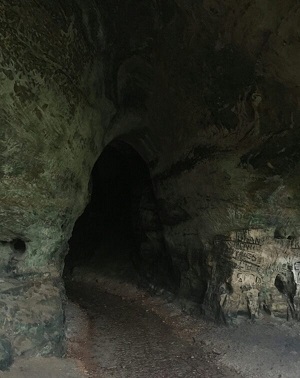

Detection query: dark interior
xmin=64 ymin=141 xmax=178 ymax=291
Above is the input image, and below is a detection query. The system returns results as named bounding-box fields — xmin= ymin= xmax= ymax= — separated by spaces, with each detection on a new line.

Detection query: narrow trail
xmin=65 ymin=280 xmax=241 ymax=378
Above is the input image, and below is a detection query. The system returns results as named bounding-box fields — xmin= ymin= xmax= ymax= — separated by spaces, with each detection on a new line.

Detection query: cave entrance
xmin=64 ymin=141 xmax=176 ymax=290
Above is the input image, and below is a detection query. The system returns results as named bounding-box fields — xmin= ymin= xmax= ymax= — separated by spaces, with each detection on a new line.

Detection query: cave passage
xmin=64 ymin=141 xmax=177 ymax=290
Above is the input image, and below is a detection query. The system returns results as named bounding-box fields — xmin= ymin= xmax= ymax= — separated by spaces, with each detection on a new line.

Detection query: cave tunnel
xmin=64 ymin=141 xmax=179 ymax=292
xmin=2 ymin=0 xmax=300 ymax=375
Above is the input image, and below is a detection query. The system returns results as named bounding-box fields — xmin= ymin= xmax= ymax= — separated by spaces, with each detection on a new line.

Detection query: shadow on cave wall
xmin=64 ymin=141 xmax=179 ymax=292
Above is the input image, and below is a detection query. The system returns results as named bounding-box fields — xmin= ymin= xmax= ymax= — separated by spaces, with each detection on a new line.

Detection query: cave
xmin=64 ymin=141 xmax=178 ymax=291
xmin=1 ymin=0 xmax=300 ymax=376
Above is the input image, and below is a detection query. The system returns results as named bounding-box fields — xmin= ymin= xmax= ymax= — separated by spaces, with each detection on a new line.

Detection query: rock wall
xmin=0 ymin=0 xmax=112 ymax=362
xmin=103 ymin=0 xmax=300 ymax=321
xmin=151 ymin=0 xmax=300 ymax=320
xmin=0 ymin=0 xmax=108 ymax=275
xmin=208 ymin=230 xmax=300 ymax=321
xmin=1 ymin=0 xmax=300 ymax=362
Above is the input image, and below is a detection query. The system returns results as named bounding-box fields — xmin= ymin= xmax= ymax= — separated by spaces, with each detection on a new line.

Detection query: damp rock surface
xmin=0 ymin=338 xmax=12 ymax=371
xmin=1 ymin=0 xmax=300 ymax=359
xmin=0 ymin=276 xmax=65 ymax=360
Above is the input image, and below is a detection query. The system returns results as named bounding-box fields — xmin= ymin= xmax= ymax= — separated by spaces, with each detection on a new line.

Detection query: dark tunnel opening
xmin=64 ymin=141 xmax=179 ymax=292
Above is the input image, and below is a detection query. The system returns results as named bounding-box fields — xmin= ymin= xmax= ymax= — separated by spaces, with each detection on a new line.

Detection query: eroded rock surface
xmin=1 ymin=0 xmax=300 ymax=362
xmin=0 ymin=0 xmax=109 ymax=362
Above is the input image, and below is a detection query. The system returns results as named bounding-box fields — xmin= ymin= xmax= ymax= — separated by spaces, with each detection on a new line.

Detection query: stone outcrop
xmin=1 ymin=0 xmax=300 ymax=362
xmin=0 ymin=0 xmax=109 ymax=362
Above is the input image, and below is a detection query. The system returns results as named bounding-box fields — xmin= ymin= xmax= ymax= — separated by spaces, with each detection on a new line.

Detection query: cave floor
xmin=0 ymin=356 xmax=85 ymax=378
xmin=64 ymin=271 xmax=300 ymax=378
xmin=64 ymin=279 xmax=238 ymax=378
xmin=2 ymin=273 xmax=300 ymax=377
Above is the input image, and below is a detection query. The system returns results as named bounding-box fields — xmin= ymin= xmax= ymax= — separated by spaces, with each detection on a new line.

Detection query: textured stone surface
xmin=0 ymin=0 xmax=108 ymax=275
xmin=0 ymin=277 xmax=65 ymax=358
xmin=0 ymin=338 xmax=12 ymax=371
xmin=1 ymin=0 xmax=300 ymax=361
xmin=0 ymin=0 xmax=110 ymax=361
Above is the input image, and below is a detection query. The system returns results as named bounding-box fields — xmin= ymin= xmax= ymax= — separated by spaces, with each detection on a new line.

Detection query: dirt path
xmin=65 ymin=280 xmax=241 ymax=378
xmin=3 ymin=273 xmax=300 ymax=377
